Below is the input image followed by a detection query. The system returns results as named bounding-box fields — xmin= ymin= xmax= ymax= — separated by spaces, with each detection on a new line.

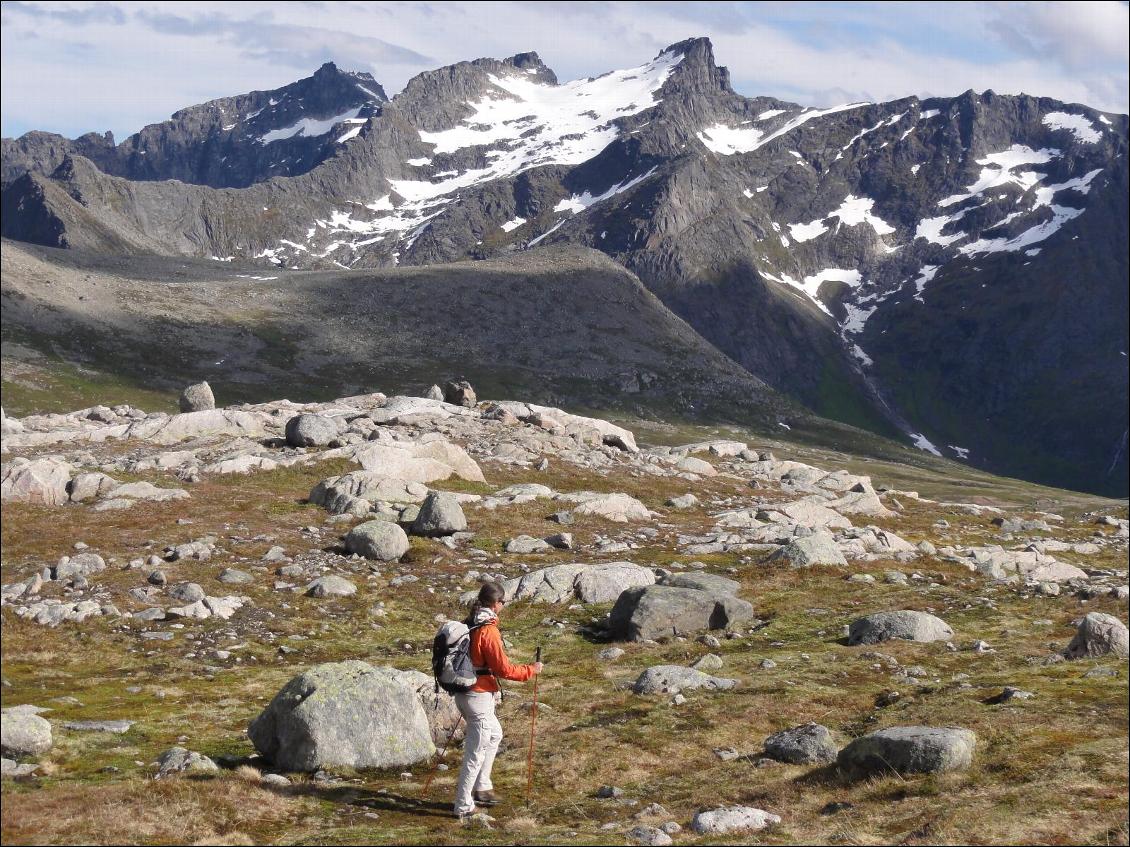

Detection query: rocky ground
xmin=1 ymin=383 xmax=1127 ymax=845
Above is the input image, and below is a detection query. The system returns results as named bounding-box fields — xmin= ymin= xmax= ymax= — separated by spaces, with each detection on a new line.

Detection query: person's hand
xmin=532 ymin=661 xmax=544 ymax=674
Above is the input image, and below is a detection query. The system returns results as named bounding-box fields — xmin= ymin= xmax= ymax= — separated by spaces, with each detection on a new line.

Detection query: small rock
xmin=691 ymin=806 xmax=780 ymax=835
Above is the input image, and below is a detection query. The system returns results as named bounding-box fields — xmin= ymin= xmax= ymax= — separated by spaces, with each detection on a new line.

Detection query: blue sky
xmin=2 ymin=1 xmax=1127 ymax=140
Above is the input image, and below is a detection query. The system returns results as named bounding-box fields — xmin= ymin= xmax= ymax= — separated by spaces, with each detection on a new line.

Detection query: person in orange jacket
xmin=453 ymin=581 xmax=543 ymax=819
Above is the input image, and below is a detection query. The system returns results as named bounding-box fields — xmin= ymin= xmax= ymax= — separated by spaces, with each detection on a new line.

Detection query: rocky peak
xmin=505 ymin=51 xmax=558 ymax=85
xmin=659 ymin=37 xmax=732 ymax=98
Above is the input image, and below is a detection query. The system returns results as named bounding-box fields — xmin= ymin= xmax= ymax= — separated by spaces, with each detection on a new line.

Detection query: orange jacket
xmin=469 ymin=619 xmax=536 ymax=693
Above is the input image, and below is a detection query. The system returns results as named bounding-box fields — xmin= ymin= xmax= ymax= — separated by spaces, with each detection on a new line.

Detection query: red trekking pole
xmin=422 ymin=713 xmax=463 ymax=796
xmin=526 ymin=644 xmax=542 ymax=808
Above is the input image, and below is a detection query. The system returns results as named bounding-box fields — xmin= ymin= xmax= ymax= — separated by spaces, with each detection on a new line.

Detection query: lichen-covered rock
xmin=156 ymin=746 xmax=219 ymax=778
xmin=392 ymin=668 xmax=462 ymax=746
xmin=305 ymin=576 xmax=357 ymax=598
xmin=248 ymin=660 xmax=435 ymax=771
xmin=411 ymin=491 xmax=467 ymax=536
xmin=847 ymin=611 xmax=953 ymax=645
xmin=658 ymin=573 xmax=739 ymax=595
xmin=764 ymin=723 xmax=839 ymax=764
xmin=490 ymin=562 xmax=655 ymax=605
xmin=349 ymin=441 xmax=484 ymax=484
xmin=767 ymin=531 xmax=847 ymax=567
xmin=564 ymin=492 xmax=650 ymax=522
xmin=1 ymin=457 xmax=72 ymax=506
xmin=1065 ymin=612 xmax=1129 ymax=659
xmin=609 ymin=585 xmax=753 ymax=642
xmin=632 ymin=665 xmax=737 ymax=695
xmin=285 ymin=414 xmax=344 ymax=447
xmin=67 ymin=472 xmax=119 ymax=503
xmin=178 ymin=382 xmax=215 ymax=412
xmin=443 ymin=380 xmax=477 ymax=407
xmin=691 ymin=807 xmax=780 ymax=835
xmin=1 ymin=707 xmax=52 ymax=758
xmin=310 ymin=471 xmax=429 ymax=515
xmin=53 ymin=552 xmax=107 ymax=581
xmin=344 ymin=520 xmax=409 ymax=561
xmin=838 ymin=726 xmax=976 ymax=776
xmin=759 ymin=500 xmax=852 ymax=529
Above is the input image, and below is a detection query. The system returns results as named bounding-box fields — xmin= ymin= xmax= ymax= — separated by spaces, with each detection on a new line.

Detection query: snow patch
xmin=913 ymin=265 xmax=939 ymax=302
xmin=259 ymin=108 xmax=364 ymax=144
xmin=698 ymin=124 xmax=764 ymax=155
xmin=788 ymin=220 xmax=829 ymax=243
xmin=849 ymin=344 xmax=874 ymax=367
xmin=828 ymin=194 xmax=895 ymax=235
xmin=910 ymin=433 xmax=942 ymax=457
xmin=757 ymin=109 xmax=787 ymax=120
xmin=937 ymin=145 xmax=1059 ymax=208
xmin=336 ymin=122 xmax=365 ymax=143
xmin=527 ymin=218 xmax=567 ymax=248
xmin=1042 ymin=112 xmax=1101 ymax=144
xmin=500 ymin=216 xmax=527 ymax=233
xmin=699 ymin=101 xmax=868 ymax=156
xmin=771 ymin=268 xmax=862 ymax=316
xmin=553 ymin=167 xmax=657 ymax=214
xmin=418 ymin=49 xmax=683 ymax=173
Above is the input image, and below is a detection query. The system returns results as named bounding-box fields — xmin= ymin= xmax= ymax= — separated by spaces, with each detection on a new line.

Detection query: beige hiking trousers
xmin=453 ymin=690 xmax=502 ymax=816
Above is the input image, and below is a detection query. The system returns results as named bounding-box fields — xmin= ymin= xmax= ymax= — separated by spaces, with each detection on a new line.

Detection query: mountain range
xmin=2 ymin=37 xmax=1127 ymax=496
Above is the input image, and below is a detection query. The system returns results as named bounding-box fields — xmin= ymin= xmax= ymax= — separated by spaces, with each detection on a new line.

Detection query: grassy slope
xmin=1 ymin=424 xmax=1126 ymax=845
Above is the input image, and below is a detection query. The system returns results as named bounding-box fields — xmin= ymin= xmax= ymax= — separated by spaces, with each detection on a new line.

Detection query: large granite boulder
xmin=67 ymin=472 xmax=120 ymax=503
xmin=1 ymin=707 xmax=53 ymax=758
xmin=443 ymin=380 xmax=477 ymax=407
xmin=248 ymin=661 xmax=435 ymax=771
xmin=411 ymin=491 xmax=467 ymax=536
xmin=285 ymin=414 xmax=344 ymax=447
xmin=393 ymin=668 xmax=462 ymax=746
xmin=759 ymin=500 xmax=852 ymax=529
xmin=1 ymin=457 xmax=73 ymax=506
xmin=563 ymin=492 xmax=650 ymax=522
xmin=659 ymin=573 xmax=739 ymax=594
xmin=632 ymin=665 xmax=737 ymax=695
xmin=691 ymin=807 xmax=780 ymax=835
xmin=310 ymin=471 xmax=429 ymax=515
xmin=838 ymin=726 xmax=976 ymax=777
xmin=764 ymin=723 xmax=839 ymax=764
xmin=609 ymin=585 xmax=753 ymax=642
xmin=1065 ymin=612 xmax=1129 ymax=659
xmin=178 ymin=382 xmax=215 ymax=412
xmin=766 ymin=531 xmax=847 ymax=567
xmin=344 ymin=520 xmax=409 ymax=561
xmin=349 ymin=440 xmax=484 ymax=484
xmin=847 ymin=611 xmax=953 ymax=645
xmin=493 ymin=562 xmax=655 ymax=605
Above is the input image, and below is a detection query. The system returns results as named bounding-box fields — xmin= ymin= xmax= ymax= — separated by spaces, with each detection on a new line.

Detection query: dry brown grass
xmin=2 ymin=421 xmax=1126 ymax=846
xmin=0 ymin=774 xmax=308 ymax=846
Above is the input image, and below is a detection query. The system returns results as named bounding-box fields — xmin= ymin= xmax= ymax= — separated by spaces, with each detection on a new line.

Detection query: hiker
xmin=453 ymin=581 xmax=542 ymax=819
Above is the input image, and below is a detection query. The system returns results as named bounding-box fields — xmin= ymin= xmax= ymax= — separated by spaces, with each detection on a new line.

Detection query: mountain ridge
xmin=2 ymin=37 xmax=1126 ymax=496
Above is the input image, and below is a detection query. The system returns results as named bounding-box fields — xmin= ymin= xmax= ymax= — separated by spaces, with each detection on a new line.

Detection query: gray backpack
xmin=432 ymin=620 xmax=488 ymax=694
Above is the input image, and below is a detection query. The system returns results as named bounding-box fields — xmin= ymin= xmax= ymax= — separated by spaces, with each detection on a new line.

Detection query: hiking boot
xmin=455 ymin=805 xmax=480 ymax=821
xmin=473 ymin=790 xmax=501 ymax=806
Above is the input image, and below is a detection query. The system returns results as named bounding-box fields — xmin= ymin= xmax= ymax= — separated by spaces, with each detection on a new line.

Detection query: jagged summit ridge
xmin=0 ymin=37 xmax=1126 ymax=497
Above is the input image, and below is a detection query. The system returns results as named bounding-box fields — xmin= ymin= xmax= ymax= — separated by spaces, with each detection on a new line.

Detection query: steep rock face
xmin=1 ymin=37 xmax=1126 ymax=494
xmin=1 ymin=63 xmax=386 ymax=189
